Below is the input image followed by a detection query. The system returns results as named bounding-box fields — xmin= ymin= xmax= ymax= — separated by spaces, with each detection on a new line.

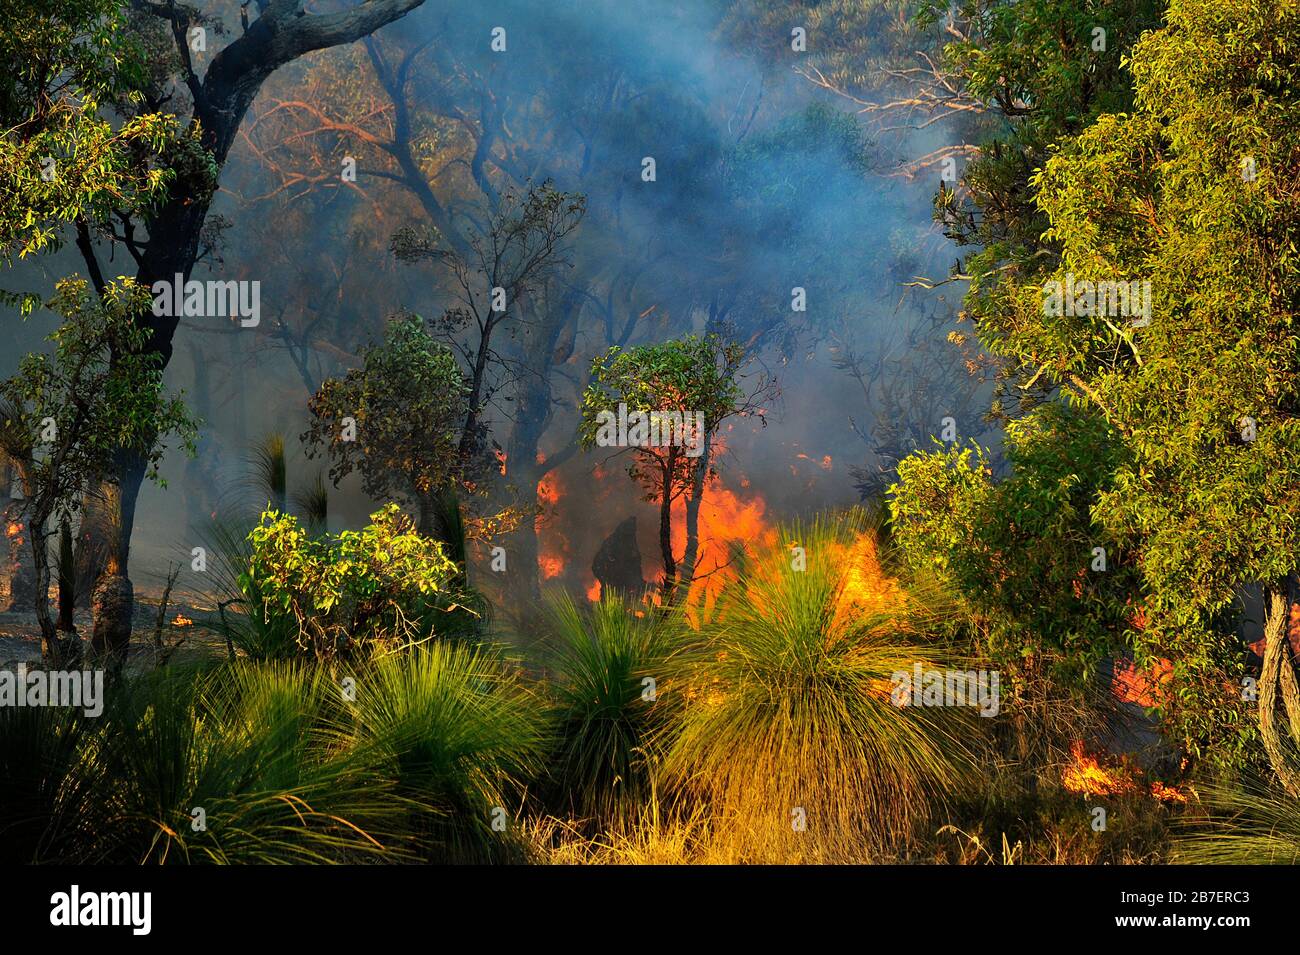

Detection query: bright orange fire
xmin=172 ymin=614 xmax=194 ymax=627
xmin=1060 ymin=742 xmax=1187 ymax=803
xmin=1112 ymin=657 xmax=1173 ymax=708
xmin=1149 ymin=780 xmax=1189 ymax=804
xmin=537 ymin=474 xmax=560 ymax=507
xmin=671 ymin=474 xmax=775 ymax=609
xmin=1062 ymin=740 xmax=1136 ymax=796
xmin=831 ymin=532 xmax=908 ymax=623
xmin=539 ymin=555 xmax=564 ymax=580
xmin=5 ymin=521 xmax=21 ymax=538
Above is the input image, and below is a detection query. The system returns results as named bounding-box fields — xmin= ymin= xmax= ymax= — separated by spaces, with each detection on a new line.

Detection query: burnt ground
xmin=0 ymin=600 xmax=228 ymax=668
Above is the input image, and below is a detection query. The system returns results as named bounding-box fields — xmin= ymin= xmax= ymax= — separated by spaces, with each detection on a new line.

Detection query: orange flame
xmin=172 ymin=614 xmax=194 ymax=627
xmin=1149 ymin=780 xmax=1189 ymax=804
xmin=5 ymin=521 xmax=21 ymax=538
xmin=671 ymin=475 xmax=775 ymax=610
xmin=536 ymin=469 xmax=568 ymax=581
xmin=1062 ymin=740 xmax=1136 ymax=796
xmin=1112 ymin=657 xmax=1172 ymax=708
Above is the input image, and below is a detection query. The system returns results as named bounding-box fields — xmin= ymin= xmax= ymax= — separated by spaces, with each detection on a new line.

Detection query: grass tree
xmin=662 ymin=512 xmax=978 ymax=860
xmin=0 ymin=278 xmax=195 ymax=664
xmin=538 ymin=591 xmax=685 ymax=828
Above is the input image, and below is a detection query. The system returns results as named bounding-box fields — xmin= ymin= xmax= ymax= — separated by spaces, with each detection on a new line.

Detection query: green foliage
xmin=925 ymin=0 xmax=1164 ymax=417
xmin=239 ymin=504 xmax=477 ymax=659
xmin=0 ymin=0 xmax=180 ymax=279
xmin=538 ymin=591 xmax=684 ymax=828
xmin=579 ymin=333 xmax=756 ymax=502
xmin=0 ymin=662 xmax=422 ymax=864
xmin=890 ymin=401 xmax=1139 ymax=682
xmin=955 ymin=0 xmax=1300 ymax=769
xmin=346 ymin=642 xmax=547 ymax=862
xmin=303 ymin=314 xmax=468 ymax=519
xmin=0 ymin=278 xmax=197 ymax=505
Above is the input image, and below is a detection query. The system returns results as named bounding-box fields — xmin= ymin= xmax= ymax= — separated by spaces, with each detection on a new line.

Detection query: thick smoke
xmin=2 ymin=0 xmax=968 ymax=603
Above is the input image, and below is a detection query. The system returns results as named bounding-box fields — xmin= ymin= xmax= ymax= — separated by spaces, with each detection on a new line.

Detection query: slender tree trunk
xmin=658 ymin=450 xmax=677 ymax=600
xmin=30 ymin=517 xmax=76 ymax=666
xmin=1258 ymin=579 xmax=1300 ymax=795
xmin=56 ymin=516 xmax=75 ymax=634
xmin=678 ymin=430 xmax=713 ymax=593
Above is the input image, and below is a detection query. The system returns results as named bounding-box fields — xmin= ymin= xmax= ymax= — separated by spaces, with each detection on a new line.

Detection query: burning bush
xmin=661 ymin=511 xmax=982 ymax=860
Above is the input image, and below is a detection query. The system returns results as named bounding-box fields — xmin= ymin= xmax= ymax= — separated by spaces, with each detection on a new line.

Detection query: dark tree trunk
xmin=658 ymin=449 xmax=678 ymax=600
xmin=678 ymin=430 xmax=714 ymax=595
xmin=91 ymin=574 xmax=133 ymax=665
xmin=100 ymin=0 xmax=433 ymax=652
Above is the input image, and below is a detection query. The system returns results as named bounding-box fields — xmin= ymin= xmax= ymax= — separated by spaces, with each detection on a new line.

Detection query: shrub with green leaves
xmin=891 ymin=401 xmax=1141 ymax=684
xmin=240 ymin=504 xmax=478 ymax=659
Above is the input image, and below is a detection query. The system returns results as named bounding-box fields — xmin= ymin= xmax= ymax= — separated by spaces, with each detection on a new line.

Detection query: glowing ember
xmin=494 ymin=449 xmax=508 ymax=475
xmin=172 ymin=614 xmax=194 ymax=627
xmin=539 ymin=555 xmax=564 ymax=580
xmin=5 ymin=522 xmax=21 ymax=538
xmin=1061 ymin=740 xmax=1135 ymax=796
xmin=537 ymin=474 xmax=560 ymax=507
xmin=1149 ymin=780 xmax=1189 ymax=804
xmin=586 ymin=579 xmax=602 ymax=602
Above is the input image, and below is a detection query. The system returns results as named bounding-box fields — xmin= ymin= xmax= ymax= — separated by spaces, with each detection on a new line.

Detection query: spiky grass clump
xmin=345 ymin=642 xmax=547 ymax=862
xmin=250 ymin=432 xmax=288 ymax=512
xmin=662 ymin=511 xmax=982 ymax=861
xmin=539 ymin=591 xmax=683 ymax=828
xmin=0 ymin=703 xmax=103 ymax=863
xmin=1172 ymin=785 xmax=1300 ymax=864
xmin=99 ymin=663 xmax=423 ymax=864
xmin=293 ymin=471 xmax=329 ymax=533
xmin=0 ymin=662 xmax=421 ymax=864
